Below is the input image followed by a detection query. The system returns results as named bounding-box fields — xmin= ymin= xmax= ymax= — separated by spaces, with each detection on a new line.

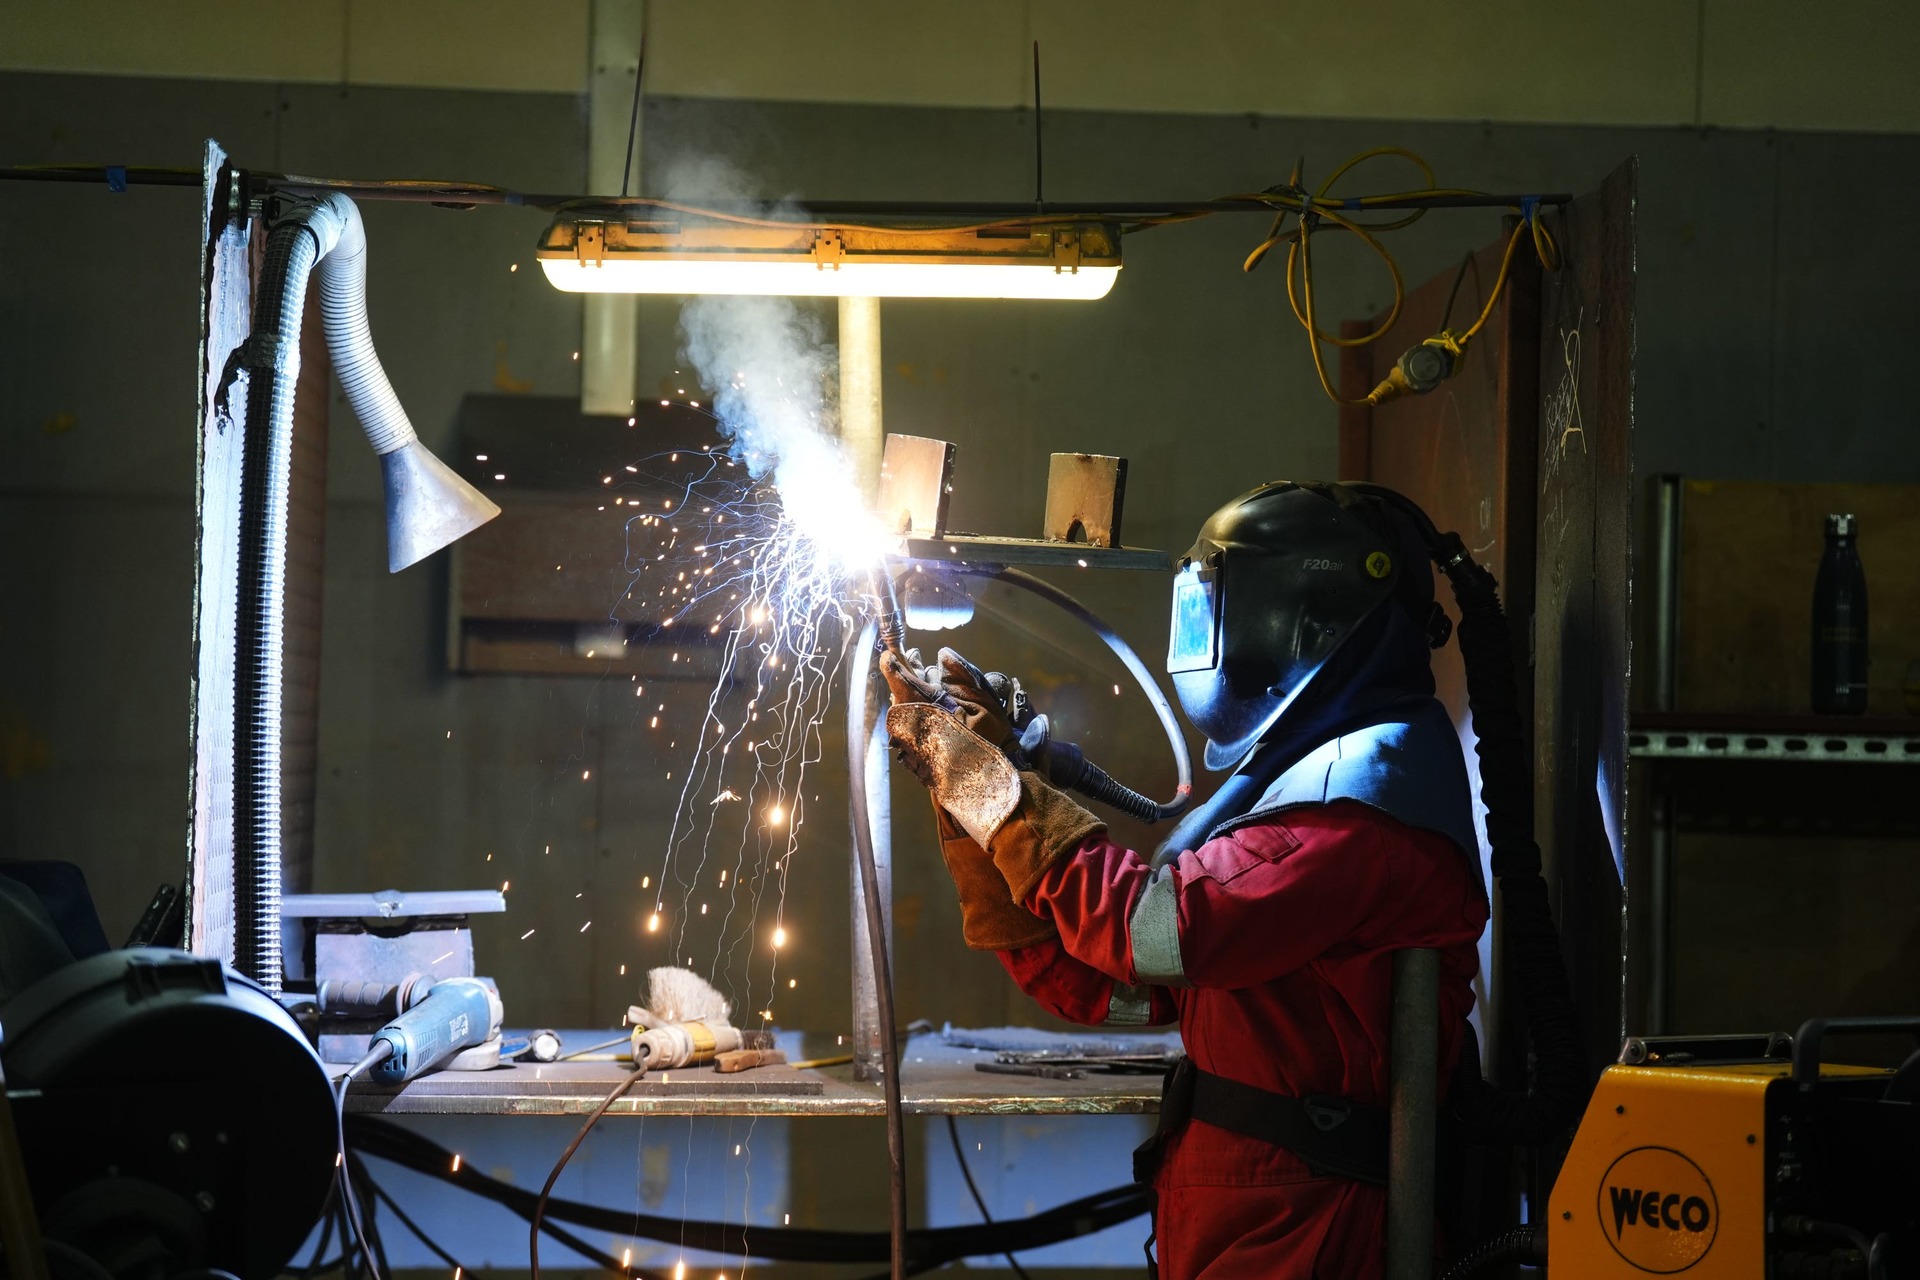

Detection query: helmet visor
xmin=1166 ymin=564 xmax=1220 ymax=673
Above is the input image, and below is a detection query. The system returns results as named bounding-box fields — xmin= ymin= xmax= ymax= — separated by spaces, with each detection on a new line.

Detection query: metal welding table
xmin=342 ymin=1033 xmax=1164 ymax=1118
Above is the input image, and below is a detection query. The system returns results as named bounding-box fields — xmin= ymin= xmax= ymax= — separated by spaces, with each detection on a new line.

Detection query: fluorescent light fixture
xmin=535 ymin=214 xmax=1121 ymax=300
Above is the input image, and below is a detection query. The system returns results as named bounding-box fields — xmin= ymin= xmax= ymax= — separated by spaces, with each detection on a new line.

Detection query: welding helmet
xmin=1167 ymin=481 xmax=1446 ymax=771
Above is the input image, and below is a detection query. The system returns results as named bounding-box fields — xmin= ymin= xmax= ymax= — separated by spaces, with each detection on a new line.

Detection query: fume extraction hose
xmin=231 ymin=192 xmax=439 ymax=992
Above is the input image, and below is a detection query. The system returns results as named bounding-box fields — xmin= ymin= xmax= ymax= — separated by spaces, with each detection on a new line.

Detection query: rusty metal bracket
xmin=1044 ymin=452 xmax=1127 ymax=547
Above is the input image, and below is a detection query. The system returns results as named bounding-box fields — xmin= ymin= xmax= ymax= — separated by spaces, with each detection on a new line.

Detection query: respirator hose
xmin=1345 ymin=484 xmax=1585 ymax=1146
xmin=1434 ymin=533 xmax=1585 ymax=1143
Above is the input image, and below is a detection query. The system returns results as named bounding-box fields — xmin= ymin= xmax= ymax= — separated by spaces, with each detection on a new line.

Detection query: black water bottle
xmin=1811 ymin=513 xmax=1868 ymax=715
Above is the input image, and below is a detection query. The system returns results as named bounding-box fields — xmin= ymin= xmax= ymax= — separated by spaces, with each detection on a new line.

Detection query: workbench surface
xmin=341 ymin=1030 xmax=1169 ymax=1118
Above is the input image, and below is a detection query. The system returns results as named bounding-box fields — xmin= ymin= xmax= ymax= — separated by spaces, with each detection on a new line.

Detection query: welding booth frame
xmin=181 ymin=136 xmax=1637 ymax=1180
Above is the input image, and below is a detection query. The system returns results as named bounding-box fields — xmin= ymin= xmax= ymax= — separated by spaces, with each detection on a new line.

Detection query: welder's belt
xmin=1132 ymin=1055 xmax=1389 ymax=1186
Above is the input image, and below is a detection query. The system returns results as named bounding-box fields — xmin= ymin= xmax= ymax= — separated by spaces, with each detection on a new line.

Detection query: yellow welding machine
xmin=1548 ymin=1023 xmax=1910 ymax=1278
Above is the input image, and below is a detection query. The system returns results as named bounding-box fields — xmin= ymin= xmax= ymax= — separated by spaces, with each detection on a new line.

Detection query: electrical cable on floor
xmin=347 ymin=1114 xmax=1146 ymax=1266
xmin=332 ymin=1044 xmax=394 ymax=1280
xmin=358 ymin=1169 xmax=392 ymax=1280
xmin=529 ymin=1064 xmax=650 ymax=1280
xmin=282 ymin=1183 xmax=340 ymax=1278
xmin=352 ymin=1159 xmax=472 ymax=1275
xmin=945 ymin=1116 xmax=1033 ymax=1280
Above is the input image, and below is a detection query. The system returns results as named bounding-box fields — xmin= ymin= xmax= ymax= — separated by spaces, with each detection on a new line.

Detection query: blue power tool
xmin=362 ymin=976 xmax=502 ymax=1085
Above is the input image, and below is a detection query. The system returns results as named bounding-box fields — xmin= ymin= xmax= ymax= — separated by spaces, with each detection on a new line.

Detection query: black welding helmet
xmin=1168 ymin=481 xmax=1446 ymax=771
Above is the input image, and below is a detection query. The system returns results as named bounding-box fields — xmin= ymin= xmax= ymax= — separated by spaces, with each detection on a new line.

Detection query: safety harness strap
xmin=1134 ymin=1056 xmax=1390 ymax=1187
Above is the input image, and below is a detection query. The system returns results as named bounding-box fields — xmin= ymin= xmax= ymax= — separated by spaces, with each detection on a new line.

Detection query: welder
xmin=883 ymin=481 xmax=1489 ymax=1279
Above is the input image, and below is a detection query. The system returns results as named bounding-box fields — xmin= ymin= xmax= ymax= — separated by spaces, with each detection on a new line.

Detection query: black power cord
xmin=945 ymin=1116 xmax=1033 ymax=1280
xmin=352 ymin=1159 xmax=471 ymax=1276
xmin=530 ymin=1065 xmax=649 ymax=1280
xmin=332 ymin=1044 xmax=395 ymax=1280
xmin=346 ymin=1114 xmax=1146 ymax=1268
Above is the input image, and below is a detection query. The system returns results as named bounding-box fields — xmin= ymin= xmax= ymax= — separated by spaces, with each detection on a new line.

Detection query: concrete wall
xmin=5 ymin=65 xmax=1920 ymax=1258
xmin=5 ymin=0 xmax=1920 ymax=132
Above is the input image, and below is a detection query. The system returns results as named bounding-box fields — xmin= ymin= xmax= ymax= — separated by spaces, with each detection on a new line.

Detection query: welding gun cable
xmin=847 ymin=618 xmax=910 ymax=1279
xmin=346 ymin=1115 xmax=1146 ymax=1265
xmin=333 ymin=1044 xmax=394 ymax=1280
xmin=944 ymin=1116 xmax=1034 ymax=1280
xmin=283 ymin=1182 xmax=343 ymax=1278
xmin=951 ymin=566 xmax=1193 ymax=823
xmin=529 ymin=1064 xmax=650 ymax=1280
xmin=356 ymin=1178 xmax=392 ymax=1280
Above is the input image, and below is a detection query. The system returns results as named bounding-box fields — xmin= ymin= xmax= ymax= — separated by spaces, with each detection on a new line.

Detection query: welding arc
xmin=343 ymin=1115 xmax=1146 ymax=1268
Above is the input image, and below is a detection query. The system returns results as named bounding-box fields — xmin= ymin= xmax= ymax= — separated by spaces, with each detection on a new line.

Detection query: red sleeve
xmin=996 ymin=937 xmax=1179 ymax=1027
xmin=1023 ymin=800 xmax=1480 ymax=990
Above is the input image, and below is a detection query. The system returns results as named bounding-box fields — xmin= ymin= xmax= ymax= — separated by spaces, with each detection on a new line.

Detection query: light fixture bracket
xmin=573 ymin=220 xmax=607 ymax=266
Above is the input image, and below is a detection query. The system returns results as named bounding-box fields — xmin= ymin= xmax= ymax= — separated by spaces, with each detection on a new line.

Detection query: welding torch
xmin=867 ymin=563 xmax=909 ymax=659
xmin=868 ymin=563 xmax=1187 ymax=825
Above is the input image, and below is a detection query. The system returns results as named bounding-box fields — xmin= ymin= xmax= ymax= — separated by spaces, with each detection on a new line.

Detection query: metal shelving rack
xmin=1633 ymin=475 xmax=1920 ymax=1033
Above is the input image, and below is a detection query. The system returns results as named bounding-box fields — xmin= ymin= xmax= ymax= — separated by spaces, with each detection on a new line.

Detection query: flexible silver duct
xmin=310 ymin=196 xmax=501 ymax=573
xmin=233 ymin=195 xmax=499 ymax=991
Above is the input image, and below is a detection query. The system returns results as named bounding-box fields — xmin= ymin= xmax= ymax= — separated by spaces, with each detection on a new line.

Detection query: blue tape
xmin=1345 ymin=197 xmax=1363 ymax=211
xmin=1519 ymin=195 xmax=1540 ymax=223
xmin=105 ymin=165 xmax=127 ymax=193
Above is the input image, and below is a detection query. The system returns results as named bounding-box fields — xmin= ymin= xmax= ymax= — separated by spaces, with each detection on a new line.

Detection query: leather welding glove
xmin=882 ymin=652 xmax=1057 ymax=949
xmin=930 ymin=648 xmax=1032 ymax=759
xmin=887 ymin=701 xmax=1105 ymax=925
xmin=929 ymin=801 xmax=1058 ymax=951
xmin=879 ymin=648 xmax=944 ymax=708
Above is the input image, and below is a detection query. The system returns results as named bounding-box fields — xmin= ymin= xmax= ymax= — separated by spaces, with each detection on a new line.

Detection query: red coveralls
xmin=999 ymin=798 xmax=1487 ymax=1279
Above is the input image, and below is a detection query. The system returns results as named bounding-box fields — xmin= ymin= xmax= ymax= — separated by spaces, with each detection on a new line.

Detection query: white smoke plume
xmin=669 ymin=159 xmax=884 ymax=572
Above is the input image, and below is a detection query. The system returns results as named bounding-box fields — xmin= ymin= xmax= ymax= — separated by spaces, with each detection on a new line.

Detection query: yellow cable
xmin=1254 ymin=145 xmax=1561 ymax=407
xmin=1294 ymin=200 xmax=1378 ymax=409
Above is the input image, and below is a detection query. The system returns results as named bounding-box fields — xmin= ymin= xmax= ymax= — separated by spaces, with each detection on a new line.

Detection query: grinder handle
xmin=1790 ymin=1016 xmax=1920 ymax=1087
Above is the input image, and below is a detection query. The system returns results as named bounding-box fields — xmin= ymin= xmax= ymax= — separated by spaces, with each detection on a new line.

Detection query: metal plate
xmin=875 ymin=433 xmax=956 ymax=535
xmin=341 ymin=1033 xmax=1165 ymax=1117
xmin=900 ymin=535 xmax=1168 ymax=571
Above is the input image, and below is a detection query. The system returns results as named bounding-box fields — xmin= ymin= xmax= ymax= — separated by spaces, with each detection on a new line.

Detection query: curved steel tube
xmin=847 ymin=619 xmax=907 ymax=1279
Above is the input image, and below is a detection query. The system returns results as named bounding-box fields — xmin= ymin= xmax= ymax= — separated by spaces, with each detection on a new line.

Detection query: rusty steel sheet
xmin=1336 ymin=221 xmax=1543 ymax=1089
xmin=1532 ymin=159 xmax=1635 ymax=1068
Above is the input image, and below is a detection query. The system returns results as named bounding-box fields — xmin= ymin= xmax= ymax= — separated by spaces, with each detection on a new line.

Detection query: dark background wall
xmin=6 ymin=72 xmax=1918 ymax=1027
xmin=5 ymin=68 xmax=1920 ymax=1261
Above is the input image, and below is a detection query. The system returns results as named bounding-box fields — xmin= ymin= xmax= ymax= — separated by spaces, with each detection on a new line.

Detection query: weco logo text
xmin=1598 ymin=1147 xmax=1718 ymax=1273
